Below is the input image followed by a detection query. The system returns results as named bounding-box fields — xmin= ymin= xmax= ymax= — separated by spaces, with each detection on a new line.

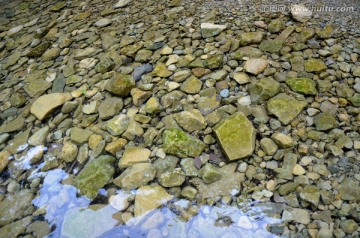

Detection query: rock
xmin=315 ymin=25 xmax=333 ymax=39
xmin=340 ymin=220 xmax=359 ymax=234
xmin=70 ymin=127 xmax=93 ymax=145
xmin=292 ymin=164 xmax=306 ymax=175
xmin=60 ymin=142 xmax=78 ymax=162
xmin=24 ymin=79 xmax=52 ymax=98
xmin=200 ymin=23 xmax=227 ymax=38
xmin=204 ymin=54 xmax=224 ymax=69
xmin=290 ymin=4 xmax=312 ymax=22
xmin=181 ymin=186 xmax=198 ymax=200
xmin=314 ymin=113 xmax=337 ymax=131
xmin=4 ymin=128 xmax=31 ymax=155
xmin=82 ymin=101 xmax=99 ymax=114
xmin=267 ymin=93 xmax=307 ymax=125
xmin=286 ymin=78 xmax=317 ymax=95
xmin=244 ymin=59 xmax=268 ymax=75
xmin=260 ymin=138 xmax=278 ymax=156
xmin=10 ymin=92 xmax=26 ymax=107
xmin=114 ymin=163 xmax=156 ymax=190
xmin=50 ymin=1 xmax=66 ymax=11
xmin=249 ymin=77 xmax=280 ymax=103
xmin=105 ymin=73 xmax=135 ymax=96
xmin=158 ymin=169 xmax=186 ymax=187
xmin=291 ymin=209 xmax=310 ymax=224
xmin=106 ymin=114 xmax=129 ymax=136
xmin=151 ymin=63 xmax=172 ymax=77
xmin=131 ymin=88 xmax=152 ymax=106
xmin=118 ymin=147 xmax=151 ymax=169
xmin=180 ymin=158 xmax=198 ymax=176
xmin=122 ymin=119 xmax=144 ymax=140
xmin=42 ymin=47 xmax=61 ymax=61
xmin=26 ymin=42 xmax=51 ymax=58
xmin=232 ymin=46 xmax=263 ymax=60
xmin=213 ymin=112 xmax=256 ymax=161
xmin=337 ymin=178 xmax=360 ymax=201
xmin=268 ymin=19 xmax=285 ymax=33
xmin=271 ymin=133 xmax=294 ymax=148
xmin=105 ymin=138 xmax=127 ymax=155
xmin=239 ymin=32 xmax=264 ymax=45
xmin=0 ymin=189 xmax=34 ymax=226
xmin=174 ymin=109 xmax=206 ymax=132
xmin=199 ymin=163 xmax=221 ymax=183
xmin=109 ymin=191 xmax=131 ymax=211
xmin=94 ymin=18 xmax=112 ymax=27
xmin=349 ymin=94 xmax=360 ymax=107
xmin=304 ymin=59 xmax=327 ymax=72
xmin=162 ymin=128 xmax=205 ymax=158
xmin=134 ymin=185 xmax=173 ymax=217
xmin=95 ymin=58 xmax=115 ymax=73
xmin=0 ymin=151 xmax=11 ymax=173
xmin=0 ymin=116 xmax=25 ymax=134
xmin=30 ymin=93 xmax=72 ymax=120
xmin=114 ymin=0 xmax=131 ymax=8
xmin=98 ymin=97 xmax=123 ymax=119
xmin=259 ymin=39 xmax=284 ymax=53
xmin=145 ymin=97 xmax=162 ymax=114
xmin=0 ymin=216 xmax=33 ymax=238
xmin=73 ymin=155 xmax=115 ymax=199
xmin=300 ymin=185 xmax=320 ymax=207
xmin=180 ymin=76 xmax=203 ymax=94
xmin=233 ymin=72 xmax=250 ymax=84
xmin=133 ymin=64 xmax=153 ymax=81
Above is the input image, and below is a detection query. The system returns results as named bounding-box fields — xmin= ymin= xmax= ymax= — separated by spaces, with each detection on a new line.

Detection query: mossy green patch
xmin=286 ymin=77 xmax=317 ymax=95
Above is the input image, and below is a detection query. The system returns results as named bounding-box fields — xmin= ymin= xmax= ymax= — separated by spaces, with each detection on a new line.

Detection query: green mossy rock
xmin=249 ymin=77 xmax=280 ymax=103
xmin=73 ymin=155 xmax=115 ymax=199
xmin=259 ymin=39 xmax=284 ymax=53
xmin=95 ymin=58 xmax=115 ymax=73
xmin=213 ymin=112 xmax=256 ymax=161
xmin=199 ymin=163 xmax=221 ymax=183
xmin=286 ymin=77 xmax=318 ymax=95
xmin=268 ymin=18 xmax=285 ymax=33
xmin=305 ymin=59 xmax=327 ymax=72
xmin=105 ymin=73 xmax=135 ymax=96
xmin=26 ymin=42 xmax=51 ymax=58
xmin=349 ymin=94 xmax=360 ymax=107
xmin=239 ymin=32 xmax=264 ymax=45
xmin=231 ymin=46 xmax=263 ymax=60
xmin=314 ymin=112 xmax=337 ymax=131
xmin=315 ymin=25 xmax=333 ymax=39
xmin=162 ymin=128 xmax=205 ymax=158
xmin=204 ymin=54 xmax=224 ymax=69
xmin=267 ymin=93 xmax=307 ymax=125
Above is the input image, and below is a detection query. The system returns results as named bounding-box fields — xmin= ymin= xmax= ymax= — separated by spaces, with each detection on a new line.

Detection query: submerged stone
xmin=162 ymin=128 xmax=205 ymax=158
xmin=73 ymin=155 xmax=115 ymax=199
xmin=213 ymin=112 xmax=256 ymax=161
xmin=199 ymin=163 xmax=221 ymax=183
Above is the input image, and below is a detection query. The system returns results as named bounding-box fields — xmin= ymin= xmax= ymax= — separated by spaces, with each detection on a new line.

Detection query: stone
xmin=300 ymin=185 xmax=320 ymax=207
xmin=340 ymin=220 xmax=359 ymax=234
xmin=305 ymin=59 xmax=327 ymax=72
xmin=337 ymin=178 xmax=360 ymax=201
xmin=181 ymin=186 xmax=198 ymax=200
xmin=95 ymin=58 xmax=115 ymax=73
xmin=82 ymin=101 xmax=99 ymax=114
xmin=114 ymin=163 xmax=156 ymax=190
xmin=0 ymin=216 xmax=33 ymax=238
xmin=134 ymin=185 xmax=173 ymax=217
xmin=213 ymin=112 xmax=256 ymax=161
xmin=233 ymin=72 xmax=250 ymax=84
xmin=73 ymin=155 xmax=115 ymax=199
xmin=232 ymin=46 xmax=263 ymax=60
xmin=204 ymin=54 xmax=224 ymax=69
xmin=291 ymin=209 xmax=310 ymax=224
xmin=50 ymin=1 xmax=66 ymax=11
xmin=0 ymin=189 xmax=34 ymax=226
xmin=0 ymin=116 xmax=25 ymax=134
xmin=24 ymin=79 xmax=52 ymax=98
xmin=10 ymin=92 xmax=26 ymax=107
xmin=94 ymin=18 xmax=112 ymax=27
xmin=131 ymin=88 xmax=152 ymax=106
xmin=200 ymin=23 xmax=227 ymax=38
xmin=271 ymin=133 xmax=294 ymax=148
xmin=244 ymin=59 xmax=268 ymax=75
xmin=349 ymin=94 xmax=360 ymax=107
xmin=249 ymin=77 xmax=280 ymax=103
xmin=42 ymin=47 xmax=61 ymax=61
xmin=180 ymin=158 xmax=198 ymax=176
xmin=26 ymin=42 xmax=51 ymax=58
xmin=151 ymin=63 xmax=172 ymax=77
xmin=158 ymin=169 xmax=186 ymax=187
xmin=180 ymin=76 xmax=202 ymax=94
xmin=105 ymin=138 xmax=127 ymax=155
xmin=109 ymin=191 xmax=131 ymax=211
xmin=286 ymin=78 xmax=317 ymax=95
xmin=98 ymin=97 xmax=123 ymax=119
xmin=267 ymin=93 xmax=307 ymax=125
xmin=239 ymin=32 xmax=264 ymax=45
xmin=0 ymin=151 xmax=11 ymax=173
xmin=292 ymin=164 xmax=306 ymax=175
xmin=2 ymin=51 xmax=21 ymax=69
xmin=268 ymin=18 xmax=285 ymax=33
xmin=60 ymin=142 xmax=78 ymax=162
xmin=70 ymin=127 xmax=92 ymax=145
xmin=260 ymin=138 xmax=278 ymax=156
xmin=315 ymin=25 xmax=333 ymax=39
xmin=106 ymin=114 xmax=129 ymax=136
xmin=118 ymin=147 xmax=151 ymax=169
xmin=259 ymin=39 xmax=284 ymax=53
xmin=114 ymin=0 xmax=132 ymax=8
xmin=199 ymin=163 xmax=221 ymax=183
xmin=105 ymin=73 xmax=135 ymax=96
xmin=30 ymin=93 xmax=73 ymax=120
xmin=174 ymin=109 xmax=206 ymax=132
xmin=162 ymin=128 xmax=205 ymax=158
xmin=133 ymin=64 xmax=153 ymax=81
xmin=314 ymin=113 xmax=337 ymax=131
xmin=122 ymin=119 xmax=144 ymax=140
xmin=290 ymin=4 xmax=312 ymax=22
xmin=4 ymin=128 xmax=31 ymax=155
xmin=145 ymin=97 xmax=162 ymax=114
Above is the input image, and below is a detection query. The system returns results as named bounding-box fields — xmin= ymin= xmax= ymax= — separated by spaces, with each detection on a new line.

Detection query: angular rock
xmin=158 ymin=169 xmax=186 ymax=187
xmin=134 ymin=185 xmax=173 ymax=217
xmin=106 ymin=114 xmax=129 ymax=136
xmin=314 ymin=113 xmax=337 ymax=131
xmin=299 ymin=185 xmax=320 ymax=207
xmin=70 ymin=127 xmax=93 ymax=145
xmin=113 ymin=163 xmax=156 ymax=190
xmin=162 ymin=128 xmax=205 ymax=158
xmin=30 ymin=93 xmax=72 ymax=120
xmin=267 ymin=93 xmax=307 ymax=125
xmin=232 ymin=46 xmax=263 ymax=60
xmin=73 ymin=155 xmax=115 ymax=199
xmin=26 ymin=42 xmax=51 ymax=58
xmin=200 ymin=23 xmax=227 ymax=38
xmin=174 ymin=109 xmax=206 ymax=132
xmin=180 ymin=76 xmax=202 ymax=94
xmin=290 ymin=4 xmax=312 ymax=22
xmin=98 ymin=97 xmax=123 ymax=120
xmin=239 ymin=32 xmax=264 ymax=45
xmin=0 ymin=151 xmax=11 ymax=173
xmin=114 ymin=0 xmax=132 ymax=8
xmin=105 ymin=73 xmax=135 ymax=97
xmin=118 ymin=147 xmax=151 ymax=169
xmin=199 ymin=163 xmax=221 ymax=183
xmin=305 ymin=59 xmax=327 ymax=72
xmin=249 ymin=77 xmax=280 ymax=103
xmin=271 ymin=133 xmax=294 ymax=148
xmin=213 ymin=112 xmax=256 ymax=161
xmin=286 ymin=78 xmax=317 ymax=95
xmin=244 ymin=59 xmax=268 ymax=75
xmin=133 ymin=64 xmax=153 ymax=81
xmin=259 ymin=39 xmax=283 ymax=53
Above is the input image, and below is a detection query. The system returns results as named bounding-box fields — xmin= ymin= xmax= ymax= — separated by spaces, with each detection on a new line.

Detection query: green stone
xmin=26 ymin=42 xmax=51 ymax=58
xmin=259 ymin=39 xmax=284 ymax=53
xmin=231 ymin=46 xmax=263 ymax=60
xmin=162 ymin=128 xmax=205 ymax=158
xmin=70 ymin=127 xmax=93 ymax=145
xmin=50 ymin=2 xmax=66 ymax=12
xmin=314 ymin=113 xmax=337 ymax=131
xmin=299 ymin=185 xmax=320 ymax=207
xmin=204 ymin=54 xmax=224 ymax=69
xmin=213 ymin=112 xmax=256 ymax=161
xmin=268 ymin=19 xmax=285 ymax=33
xmin=267 ymin=93 xmax=307 ymax=125
xmin=150 ymin=63 xmax=172 ymax=77
xmin=299 ymin=28 xmax=315 ymax=42
xmin=249 ymin=77 xmax=280 ymax=103
xmin=113 ymin=163 xmax=156 ymax=190
xmin=286 ymin=78 xmax=317 ymax=95
xmin=304 ymin=59 xmax=327 ymax=72
xmin=24 ymin=79 xmax=52 ymax=98
xmin=180 ymin=158 xmax=198 ymax=176
xmin=105 ymin=73 xmax=135 ymax=96
xmin=73 ymin=155 xmax=115 ymax=199
xmin=315 ymin=25 xmax=333 ymax=39
xmin=120 ymin=42 xmax=143 ymax=57
xmin=199 ymin=163 xmax=221 ymax=184
xmin=239 ymin=32 xmax=264 ymax=45
xmin=180 ymin=76 xmax=202 ymax=94
xmin=95 ymin=58 xmax=115 ymax=73
xmin=349 ymin=94 xmax=360 ymax=107
xmin=158 ymin=169 xmax=186 ymax=187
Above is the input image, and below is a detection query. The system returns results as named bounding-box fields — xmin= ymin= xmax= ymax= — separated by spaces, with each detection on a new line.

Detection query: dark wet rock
xmin=133 ymin=64 xmax=153 ymax=81
xmin=26 ymin=42 xmax=51 ymax=58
